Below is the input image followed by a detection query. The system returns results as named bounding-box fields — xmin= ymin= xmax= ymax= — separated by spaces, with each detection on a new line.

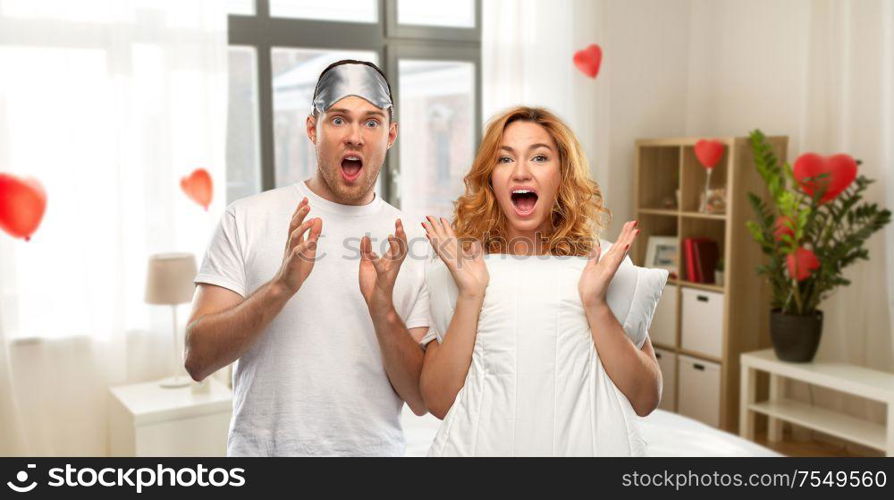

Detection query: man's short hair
xmin=311 ymin=59 xmax=394 ymax=122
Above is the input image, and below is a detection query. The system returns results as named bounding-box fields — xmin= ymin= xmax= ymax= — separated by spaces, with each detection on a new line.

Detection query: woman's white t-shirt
xmin=194 ymin=180 xmax=429 ymax=456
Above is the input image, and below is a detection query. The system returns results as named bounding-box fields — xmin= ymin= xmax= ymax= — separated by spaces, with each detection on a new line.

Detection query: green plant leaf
xmin=746 ymin=129 xmax=892 ymax=315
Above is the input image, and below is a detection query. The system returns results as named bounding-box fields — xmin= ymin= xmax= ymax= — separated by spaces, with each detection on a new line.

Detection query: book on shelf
xmin=684 ymin=237 xmax=719 ymax=283
xmin=694 ymin=239 xmax=719 ymax=284
xmin=684 ymin=238 xmax=698 ymax=282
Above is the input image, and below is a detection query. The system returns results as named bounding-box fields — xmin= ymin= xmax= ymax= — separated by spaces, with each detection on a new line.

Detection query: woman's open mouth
xmin=510 ymin=189 xmax=538 ymax=217
xmin=340 ymin=154 xmax=364 ymax=182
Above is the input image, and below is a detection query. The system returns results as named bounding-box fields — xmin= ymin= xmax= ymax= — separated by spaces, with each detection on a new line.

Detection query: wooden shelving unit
xmin=632 ymin=135 xmax=788 ymax=433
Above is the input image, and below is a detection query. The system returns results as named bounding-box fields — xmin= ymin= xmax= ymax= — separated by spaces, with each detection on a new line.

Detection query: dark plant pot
xmin=769 ymin=309 xmax=823 ymax=362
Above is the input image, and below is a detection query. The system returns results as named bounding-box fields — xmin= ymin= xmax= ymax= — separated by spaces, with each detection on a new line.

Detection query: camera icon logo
xmin=6 ymin=464 xmax=37 ymax=493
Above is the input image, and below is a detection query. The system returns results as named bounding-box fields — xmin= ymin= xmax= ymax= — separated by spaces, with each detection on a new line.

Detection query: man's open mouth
xmin=510 ymin=189 xmax=538 ymax=216
xmin=340 ymin=154 xmax=364 ymax=182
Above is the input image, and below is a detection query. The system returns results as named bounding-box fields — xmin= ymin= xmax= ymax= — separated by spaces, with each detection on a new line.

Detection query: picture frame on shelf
xmin=645 ymin=235 xmax=678 ymax=278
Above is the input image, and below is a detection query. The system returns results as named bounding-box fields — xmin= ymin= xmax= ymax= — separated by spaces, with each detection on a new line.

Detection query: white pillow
xmin=421 ymin=239 xmax=669 ymax=350
xmin=607 ymin=261 xmax=669 ymax=349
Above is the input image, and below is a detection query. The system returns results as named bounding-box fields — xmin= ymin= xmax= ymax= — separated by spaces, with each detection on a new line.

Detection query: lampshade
xmin=145 ymin=253 xmax=197 ymax=305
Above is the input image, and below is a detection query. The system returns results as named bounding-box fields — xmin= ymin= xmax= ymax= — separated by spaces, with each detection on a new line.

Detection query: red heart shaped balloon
xmin=0 ymin=173 xmax=47 ymax=242
xmin=180 ymin=168 xmax=213 ymax=211
xmin=793 ymin=153 xmax=857 ymax=204
xmin=573 ymin=44 xmax=602 ymax=79
xmin=786 ymin=246 xmax=820 ymax=282
xmin=694 ymin=139 xmax=725 ymax=169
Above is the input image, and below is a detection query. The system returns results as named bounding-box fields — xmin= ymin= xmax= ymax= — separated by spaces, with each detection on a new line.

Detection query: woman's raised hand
xmin=422 ymin=216 xmax=489 ymax=299
xmin=578 ymin=220 xmax=640 ymax=308
xmin=358 ymin=218 xmax=409 ymax=313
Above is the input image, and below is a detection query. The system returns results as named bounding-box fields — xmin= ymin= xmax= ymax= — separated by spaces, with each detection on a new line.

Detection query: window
xmin=227 ymin=0 xmax=255 ymax=16
xmin=397 ymin=59 xmax=475 ymax=220
xmin=226 ymin=0 xmax=481 ymax=211
xmin=397 ymin=0 xmax=475 ymax=28
xmin=227 ymin=46 xmax=262 ymax=204
xmin=269 ymin=0 xmax=377 ymax=23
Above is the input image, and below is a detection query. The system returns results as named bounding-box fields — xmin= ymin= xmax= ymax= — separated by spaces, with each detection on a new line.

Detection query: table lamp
xmin=145 ymin=252 xmax=197 ymax=388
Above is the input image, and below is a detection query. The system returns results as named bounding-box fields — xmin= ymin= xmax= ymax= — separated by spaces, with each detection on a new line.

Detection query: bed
xmin=401 ymin=406 xmax=782 ymax=457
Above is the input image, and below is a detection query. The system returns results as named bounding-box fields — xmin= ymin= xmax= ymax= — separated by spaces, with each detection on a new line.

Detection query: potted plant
xmin=745 ymin=130 xmax=891 ymax=362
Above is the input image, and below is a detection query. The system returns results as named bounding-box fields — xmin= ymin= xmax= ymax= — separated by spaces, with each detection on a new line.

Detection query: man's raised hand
xmin=274 ymin=197 xmax=323 ymax=295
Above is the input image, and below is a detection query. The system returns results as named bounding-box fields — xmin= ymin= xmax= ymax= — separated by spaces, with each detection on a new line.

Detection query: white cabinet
xmin=650 ymin=284 xmax=677 ymax=347
xmin=677 ymin=354 xmax=721 ymax=428
xmin=681 ymin=288 xmax=724 ymax=358
xmin=654 ymin=348 xmax=677 ymax=412
xmin=108 ymin=379 xmax=232 ymax=456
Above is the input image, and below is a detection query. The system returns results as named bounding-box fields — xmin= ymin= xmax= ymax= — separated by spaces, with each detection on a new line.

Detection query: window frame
xmin=385 ymin=0 xmax=481 ymax=41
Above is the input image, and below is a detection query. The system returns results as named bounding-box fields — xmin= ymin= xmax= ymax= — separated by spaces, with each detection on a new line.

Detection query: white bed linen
xmin=401 ymin=407 xmax=782 ymax=457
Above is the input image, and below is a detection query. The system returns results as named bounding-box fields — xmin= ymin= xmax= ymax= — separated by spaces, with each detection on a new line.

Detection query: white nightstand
xmin=740 ymin=349 xmax=894 ymax=457
xmin=108 ymin=379 xmax=233 ymax=456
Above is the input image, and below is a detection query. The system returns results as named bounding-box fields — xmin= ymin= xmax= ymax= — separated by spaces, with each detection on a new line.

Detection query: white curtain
xmin=485 ymin=0 xmax=893 ymax=447
xmin=0 ymin=0 xmax=228 ymax=455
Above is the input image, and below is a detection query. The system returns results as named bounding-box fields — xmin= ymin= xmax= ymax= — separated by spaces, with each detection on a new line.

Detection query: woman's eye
xmin=533 ymin=154 xmax=548 ymax=162
xmin=498 ymin=156 xmax=512 ymax=164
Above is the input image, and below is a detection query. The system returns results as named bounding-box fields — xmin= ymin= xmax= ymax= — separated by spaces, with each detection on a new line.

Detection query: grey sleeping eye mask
xmin=312 ymin=63 xmax=393 ymax=114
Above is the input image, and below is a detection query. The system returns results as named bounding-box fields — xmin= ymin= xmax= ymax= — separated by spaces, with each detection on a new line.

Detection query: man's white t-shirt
xmin=194 ymin=180 xmax=430 ymax=456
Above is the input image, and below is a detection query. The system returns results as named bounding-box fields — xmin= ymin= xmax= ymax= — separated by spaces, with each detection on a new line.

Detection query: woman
xmin=418 ymin=106 xmax=665 ymax=456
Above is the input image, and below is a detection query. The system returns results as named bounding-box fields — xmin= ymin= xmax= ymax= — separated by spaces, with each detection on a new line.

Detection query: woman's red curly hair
xmin=452 ymin=106 xmax=611 ymax=255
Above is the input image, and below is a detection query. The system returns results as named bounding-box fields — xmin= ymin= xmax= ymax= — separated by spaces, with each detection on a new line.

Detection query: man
xmin=185 ymin=60 xmax=430 ymax=456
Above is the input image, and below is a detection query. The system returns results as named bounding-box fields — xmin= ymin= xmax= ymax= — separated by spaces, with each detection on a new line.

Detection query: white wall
xmin=598 ymin=0 xmax=692 ymax=228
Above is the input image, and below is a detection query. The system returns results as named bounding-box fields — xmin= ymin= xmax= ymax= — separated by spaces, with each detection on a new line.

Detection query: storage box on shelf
xmin=632 ymin=135 xmax=788 ymax=433
xmin=678 ymin=354 xmax=722 ymax=428
xmin=654 ymin=348 xmax=677 ymax=412
xmin=681 ymin=287 xmax=723 ymax=358
xmin=650 ymin=283 xmax=677 ymax=348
